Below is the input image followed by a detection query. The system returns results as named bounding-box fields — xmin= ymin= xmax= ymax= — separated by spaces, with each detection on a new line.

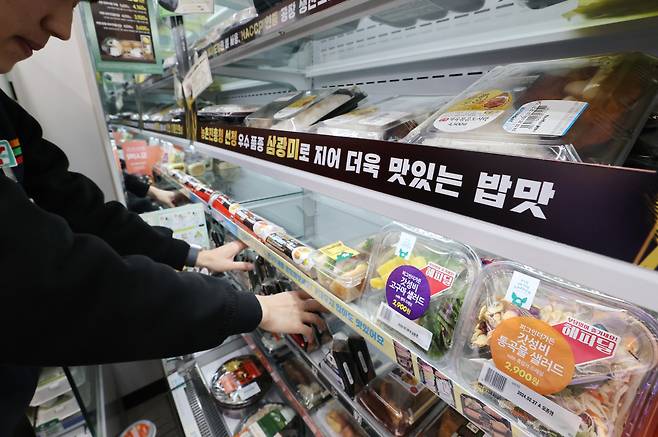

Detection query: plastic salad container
xmin=244 ymin=92 xmax=305 ymax=128
xmin=271 ymin=88 xmax=366 ymax=132
xmin=197 ymin=104 xmax=260 ymax=125
xmin=314 ymin=95 xmax=452 ymax=141
xmin=405 ymin=53 xmax=658 ymax=164
xmin=311 ymin=240 xmax=371 ymax=302
xmin=362 ymin=222 xmax=480 ymax=361
xmin=210 ymin=354 xmax=272 ymax=409
xmin=356 ymin=367 xmax=439 ymax=436
xmin=453 ymin=261 xmax=658 ymax=437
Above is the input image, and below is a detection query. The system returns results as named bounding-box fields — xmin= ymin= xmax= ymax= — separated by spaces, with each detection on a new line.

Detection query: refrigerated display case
xmin=79 ymin=0 xmax=658 ymax=436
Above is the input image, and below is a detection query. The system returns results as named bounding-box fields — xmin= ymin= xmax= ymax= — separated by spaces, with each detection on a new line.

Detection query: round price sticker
xmin=386 ymin=265 xmax=430 ymax=320
xmin=490 ymin=316 xmax=575 ymax=395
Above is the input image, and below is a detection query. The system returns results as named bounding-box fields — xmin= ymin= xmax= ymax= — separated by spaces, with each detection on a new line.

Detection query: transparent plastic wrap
xmin=272 ymin=88 xmax=366 ymax=132
xmin=311 ymin=240 xmax=371 ymax=302
xmin=405 ymin=53 xmax=658 ymax=164
xmin=244 ymin=92 xmax=305 ymax=128
xmin=210 ymin=355 xmax=272 ymax=409
xmin=355 ymin=368 xmax=439 ymax=436
xmin=313 ymin=399 xmax=367 ymax=437
xmin=197 ymin=104 xmax=260 ymax=125
xmin=360 ymin=223 xmax=480 ymax=362
xmin=314 ymin=95 xmax=452 ymax=141
xmin=452 ymin=261 xmax=658 ymax=437
xmin=233 ymin=402 xmax=299 ymax=437
xmin=280 ymin=356 xmax=329 ymax=409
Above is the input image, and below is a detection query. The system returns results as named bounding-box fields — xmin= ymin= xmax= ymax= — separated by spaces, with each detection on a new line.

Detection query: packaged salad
xmin=405 ymin=53 xmax=658 ymax=164
xmin=245 ymin=92 xmax=305 ymax=128
xmin=453 ymin=261 xmax=658 ymax=437
xmin=272 ymin=88 xmax=366 ymax=132
xmin=355 ymin=367 xmax=439 ymax=436
xmin=361 ymin=223 xmax=480 ymax=362
xmin=311 ymin=240 xmax=370 ymax=302
xmin=314 ymin=95 xmax=452 ymax=141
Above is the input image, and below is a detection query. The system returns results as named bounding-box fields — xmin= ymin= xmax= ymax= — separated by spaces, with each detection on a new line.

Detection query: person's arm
xmin=123 ymin=170 xmax=181 ymax=208
xmin=123 ymin=171 xmax=150 ymax=198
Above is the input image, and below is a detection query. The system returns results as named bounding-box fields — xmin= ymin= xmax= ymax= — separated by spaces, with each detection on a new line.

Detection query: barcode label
xmin=504 ymin=100 xmax=588 ymax=136
xmin=519 ymin=105 xmax=548 ymax=129
xmin=478 ymin=363 xmax=581 ymax=437
xmin=483 ymin=366 xmax=507 ymax=392
xmin=376 ymin=303 xmax=432 ymax=351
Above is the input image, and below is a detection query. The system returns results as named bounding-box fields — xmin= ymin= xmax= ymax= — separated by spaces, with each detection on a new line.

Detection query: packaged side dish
xmin=362 ymin=222 xmax=480 ymax=362
xmin=244 ymin=92 xmax=305 ymax=128
xmin=453 ymin=261 xmax=658 ymax=437
xmin=314 ymin=399 xmax=367 ymax=437
xmin=197 ymin=104 xmax=260 ymax=125
xmin=234 ymin=403 xmax=298 ymax=437
xmin=272 ymin=88 xmax=366 ymax=132
xmin=405 ymin=53 xmax=658 ymax=164
xmin=210 ymin=355 xmax=272 ymax=409
xmin=356 ymin=367 xmax=439 ymax=436
xmin=314 ymin=95 xmax=452 ymax=141
xmin=281 ymin=356 xmax=329 ymax=409
xmin=311 ymin=240 xmax=370 ymax=302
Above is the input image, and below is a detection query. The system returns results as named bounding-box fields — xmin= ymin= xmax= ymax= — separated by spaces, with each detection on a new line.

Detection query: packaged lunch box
xmin=245 ymin=92 xmax=305 ymax=128
xmin=210 ymin=354 xmax=272 ymax=409
xmin=311 ymin=240 xmax=371 ymax=302
xmin=453 ymin=261 xmax=658 ymax=437
xmin=405 ymin=53 xmax=658 ymax=164
xmin=314 ymin=95 xmax=452 ymax=141
xmin=361 ymin=222 xmax=480 ymax=362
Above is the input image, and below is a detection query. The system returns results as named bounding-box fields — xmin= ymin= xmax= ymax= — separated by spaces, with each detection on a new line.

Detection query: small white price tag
xmin=395 ymin=232 xmax=417 ymax=260
xmin=183 ymin=52 xmax=212 ymax=102
xmin=377 ymin=303 xmax=432 ymax=351
xmin=163 ymin=0 xmax=214 ymax=14
xmin=504 ymin=271 xmax=540 ymax=309
xmin=504 ymin=100 xmax=588 ymax=136
xmin=237 ymin=381 xmax=261 ymax=401
xmin=478 ymin=363 xmax=581 ymax=437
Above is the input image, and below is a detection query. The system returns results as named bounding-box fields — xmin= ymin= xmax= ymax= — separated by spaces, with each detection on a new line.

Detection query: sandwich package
xmin=361 ymin=223 xmax=480 ymax=362
xmin=197 ymin=104 xmax=260 ymax=125
xmin=314 ymin=399 xmax=366 ymax=437
xmin=453 ymin=261 xmax=658 ymax=437
xmin=314 ymin=95 xmax=452 ymax=141
xmin=355 ymin=367 xmax=439 ymax=436
xmin=271 ymin=88 xmax=366 ymax=132
xmin=311 ymin=239 xmax=371 ymax=302
xmin=405 ymin=53 xmax=658 ymax=164
xmin=210 ymin=355 xmax=272 ymax=410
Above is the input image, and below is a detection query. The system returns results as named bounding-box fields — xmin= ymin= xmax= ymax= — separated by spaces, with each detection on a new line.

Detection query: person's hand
xmin=147 ymin=186 xmax=182 ymax=208
xmin=196 ymin=241 xmax=254 ymax=273
xmin=256 ymin=291 xmax=327 ymax=342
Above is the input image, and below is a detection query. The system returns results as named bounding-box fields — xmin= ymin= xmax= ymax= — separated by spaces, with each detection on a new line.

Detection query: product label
xmin=0 ymin=140 xmax=17 ymax=168
xmin=389 ymin=367 xmax=423 ymax=396
xmin=434 ymin=90 xmax=512 ymax=132
xmin=183 ymin=52 xmax=212 ymax=102
xmin=395 ymin=232 xmax=416 ymax=260
xmin=503 ymin=100 xmax=588 ymax=136
xmin=319 ymin=241 xmax=360 ymax=262
xmin=377 ymin=303 xmax=433 ymax=351
xmin=421 ymin=262 xmax=456 ymax=297
xmin=274 ymin=95 xmax=317 ymax=119
xmin=490 ymin=316 xmax=575 ymax=395
xmin=553 ymin=317 xmax=619 ymax=365
xmin=250 ymin=410 xmax=288 ymax=437
xmin=386 ymin=266 xmax=430 ymax=319
xmin=253 ymin=221 xmax=281 ymax=240
xmin=237 ymin=381 xmax=261 ymax=401
xmin=504 ymin=271 xmax=540 ymax=309
xmin=479 ymin=363 xmax=581 ymax=437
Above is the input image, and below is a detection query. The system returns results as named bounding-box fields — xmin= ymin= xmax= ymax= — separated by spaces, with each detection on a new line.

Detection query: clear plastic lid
xmin=244 ymin=92 xmax=306 ymax=128
xmin=210 ymin=354 xmax=272 ymax=409
xmin=272 ymin=88 xmax=366 ymax=132
xmin=453 ymin=261 xmax=658 ymax=437
xmin=311 ymin=240 xmax=370 ymax=302
xmin=362 ymin=222 xmax=480 ymax=361
xmin=314 ymin=95 xmax=452 ymax=141
xmin=356 ymin=368 xmax=439 ymax=436
xmin=405 ymin=53 xmax=658 ymax=164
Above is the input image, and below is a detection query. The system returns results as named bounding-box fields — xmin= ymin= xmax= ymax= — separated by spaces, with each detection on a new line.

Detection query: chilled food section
xmin=147 ymin=157 xmax=658 ymax=437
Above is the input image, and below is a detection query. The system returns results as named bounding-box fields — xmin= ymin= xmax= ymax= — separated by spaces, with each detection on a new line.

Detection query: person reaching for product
xmin=0 ymin=1 xmax=325 ymax=436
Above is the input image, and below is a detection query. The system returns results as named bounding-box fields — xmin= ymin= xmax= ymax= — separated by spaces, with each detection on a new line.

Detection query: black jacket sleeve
xmin=2 ymin=93 xmax=190 ymax=270
xmin=123 ymin=171 xmax=151 ymax=198
xmin=0 ymin=174 xmax=262 ymax=366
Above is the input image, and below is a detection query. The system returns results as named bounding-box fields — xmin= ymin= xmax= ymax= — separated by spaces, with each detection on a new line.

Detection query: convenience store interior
xmin=3 ymin=0 xmax=658 ymax=436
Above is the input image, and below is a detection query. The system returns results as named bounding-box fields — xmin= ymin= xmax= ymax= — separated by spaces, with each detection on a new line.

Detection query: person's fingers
xmin=302 ymin=312 xmax=327 ymax=331
xmin=226 ymin=240 xmax=248 ymax=255
xmin=303 ymin=298 xmax=328 ymax=313
xmin=231 ymin=261 xmax=254 ymax=272
xmin=295 ymin=289 xmax=312 ymax=300
xmin=299 ymin=324 xmax=315 ymax=344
